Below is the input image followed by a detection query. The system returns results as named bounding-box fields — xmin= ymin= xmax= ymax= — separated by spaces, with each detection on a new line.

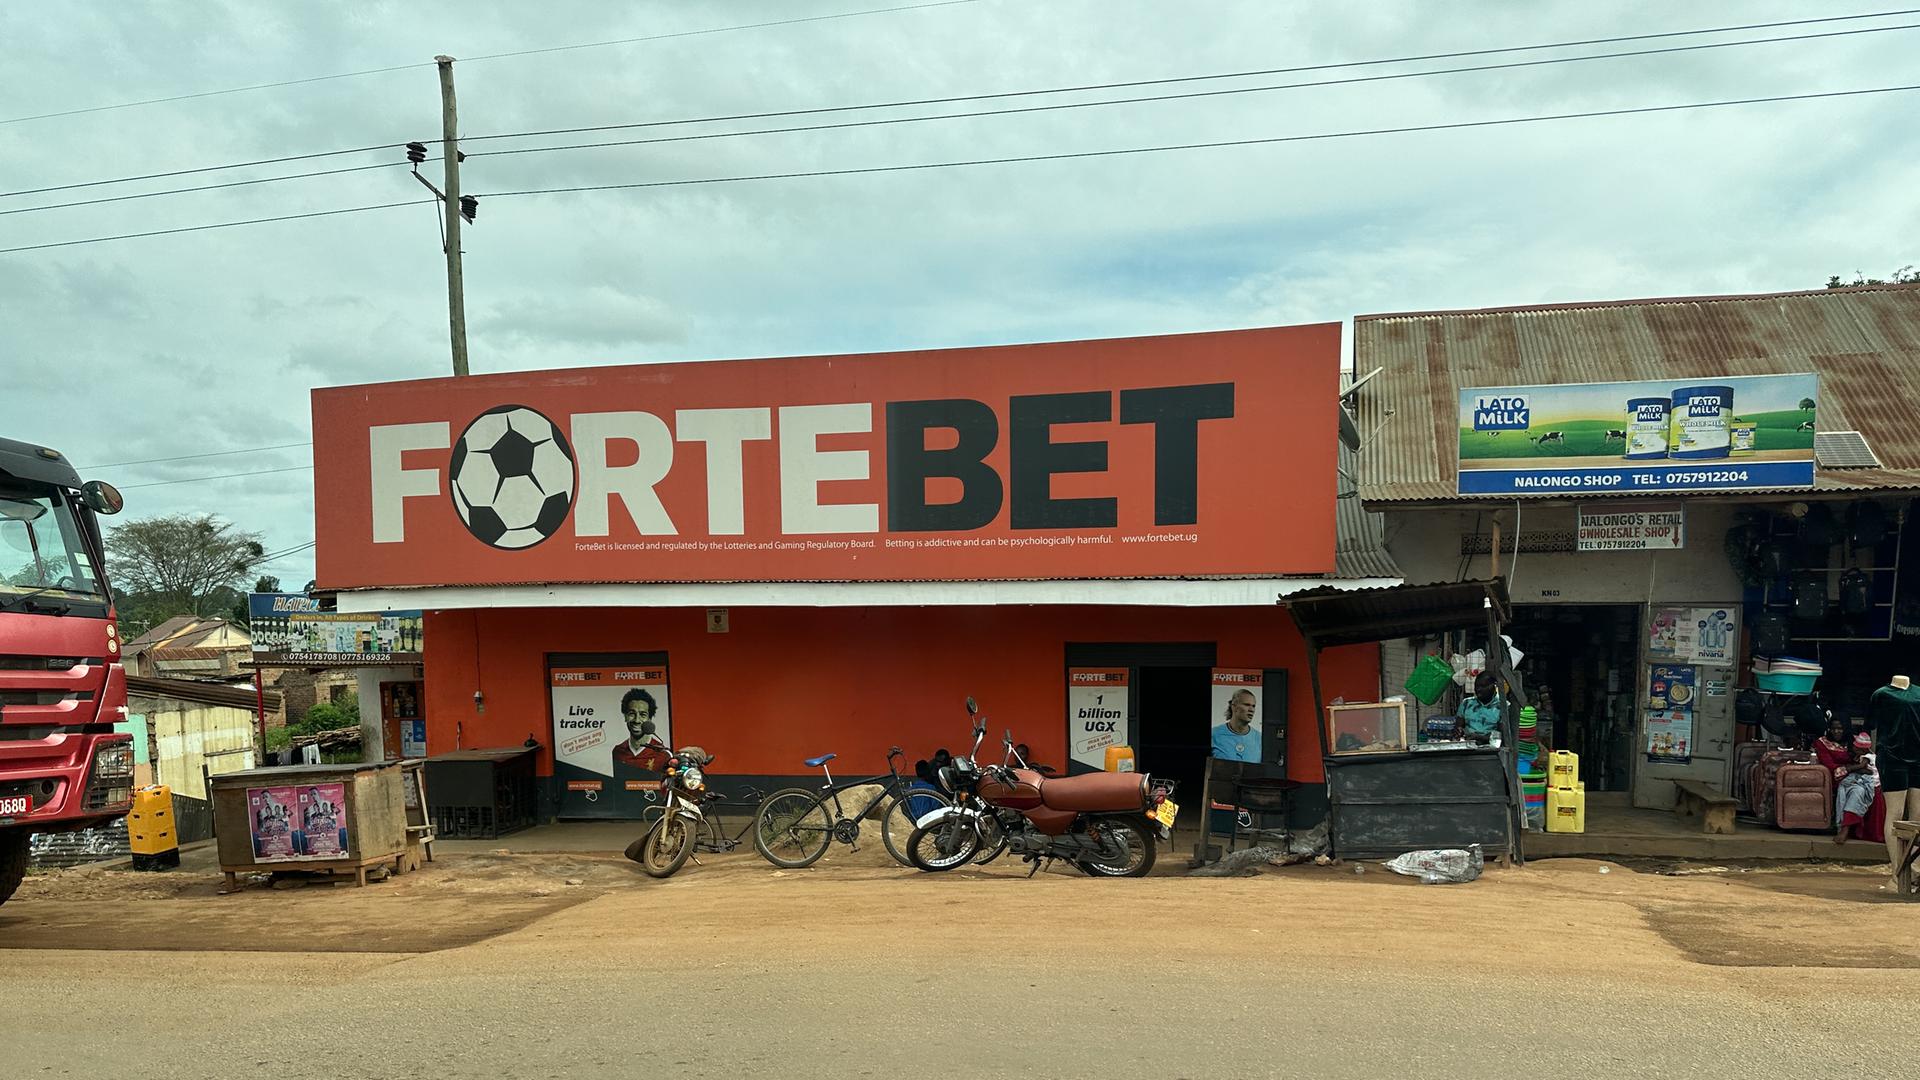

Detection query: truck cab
xmin=0 ymin=437 xmax=130 ymax=905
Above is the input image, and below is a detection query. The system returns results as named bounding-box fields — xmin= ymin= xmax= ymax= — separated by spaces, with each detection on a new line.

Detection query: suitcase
xmin=1732 ymin=742 xmax=1772 ymax=812
xmin=1775 ymin=762 xmax=1834 ymax=831
xmin=1753 ymin=749 xmax=1811 ymax=822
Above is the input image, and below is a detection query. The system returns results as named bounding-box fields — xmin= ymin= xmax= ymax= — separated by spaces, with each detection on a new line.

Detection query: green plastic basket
xmin=1403 ymin=654 xmax=1455 ymax=706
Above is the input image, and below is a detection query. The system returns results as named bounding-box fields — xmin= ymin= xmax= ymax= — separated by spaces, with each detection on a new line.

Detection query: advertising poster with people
xmin=297 ymin=783 xmax=349 ymax=858
xmin=1646 ymin=664 xmax=1696 ymax=763
xmin=550 ymin=662 xmax=672 ymax=819
xmin=1209 ymin=670 xmax=1264 ymax=764
xmin=248 ymin=786 xmax=298 ymax=861
xmin=1066 ymin=669 xmax=1129 ymax=772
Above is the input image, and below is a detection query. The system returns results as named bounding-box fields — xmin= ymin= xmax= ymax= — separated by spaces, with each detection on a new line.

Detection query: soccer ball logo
xmin=449 ymin=405 xmax=576 ymax=550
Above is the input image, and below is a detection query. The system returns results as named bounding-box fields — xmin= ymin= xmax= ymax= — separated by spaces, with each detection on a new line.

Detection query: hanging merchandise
xmin=1757 ymin=535 xmax=1793 ymax=580
xmin=1792 ymin=574 xmax=1830 ymax=621
xmin=1850 ymin=501 xmax=1888 ymax=548
xmin=1734 ymin=687 xmax=1764 ymax=728
xmin=1840 ymin=569 xmax=1872 ymax=616
xmin=1798 ymin=503 xmax=1840 ymax=548
xmin=1752 ymin=611 xmax=1791 ymax=655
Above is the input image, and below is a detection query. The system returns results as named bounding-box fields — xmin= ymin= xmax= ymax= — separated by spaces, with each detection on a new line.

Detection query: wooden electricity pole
xmin=436 ymin=55 xmax=470 ymax=377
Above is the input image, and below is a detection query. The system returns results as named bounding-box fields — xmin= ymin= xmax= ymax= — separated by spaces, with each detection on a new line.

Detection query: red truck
xmin=0 ymin=437 xmax=131 ymax=906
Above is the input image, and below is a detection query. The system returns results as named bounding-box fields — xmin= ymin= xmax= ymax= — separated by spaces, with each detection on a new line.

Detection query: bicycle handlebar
xmin=887 ymin=746 xmax=904 ymax=759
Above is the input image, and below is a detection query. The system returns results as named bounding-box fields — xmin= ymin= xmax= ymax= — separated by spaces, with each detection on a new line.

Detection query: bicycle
xmin=640 ymin=783 xmax=765 ymax=854
xmin=752 ymin=747 xmax=952 ymax=868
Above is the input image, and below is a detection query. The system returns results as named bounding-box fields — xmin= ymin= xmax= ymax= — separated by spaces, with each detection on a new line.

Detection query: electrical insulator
xmin=459 ymin=195 xmax=477 ymax=224
xmin=405 ymin=141 xmax=427 ymax=164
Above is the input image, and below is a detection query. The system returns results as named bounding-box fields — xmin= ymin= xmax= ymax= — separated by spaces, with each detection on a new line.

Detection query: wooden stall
xmin=1282 ymin=579 xmax=1528 ymax=865
xmin=208 ymin=761 xmax=411 ymax=889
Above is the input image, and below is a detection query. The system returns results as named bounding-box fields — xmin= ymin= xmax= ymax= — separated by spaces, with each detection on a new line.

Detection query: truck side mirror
xmin=80 ymin=480 xmax=124 ymax=515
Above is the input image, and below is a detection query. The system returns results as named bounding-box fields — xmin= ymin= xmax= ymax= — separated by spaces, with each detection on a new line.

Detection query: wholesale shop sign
xmin=1576 ymin=505 xmax=1685 ymax=551
xmin=1457 ymin=374 xmax=1817 ymax=495
xmin=310 ymin=326 xmax=1340 ymax=588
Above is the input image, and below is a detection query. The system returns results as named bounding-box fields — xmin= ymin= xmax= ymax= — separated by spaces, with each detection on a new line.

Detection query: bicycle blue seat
xmin=804 ymin=753 xmax=837 ymax=767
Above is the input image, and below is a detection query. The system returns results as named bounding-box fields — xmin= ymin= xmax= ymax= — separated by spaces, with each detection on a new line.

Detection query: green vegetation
xmin=294 ymin=691 xmax=360 ymax=736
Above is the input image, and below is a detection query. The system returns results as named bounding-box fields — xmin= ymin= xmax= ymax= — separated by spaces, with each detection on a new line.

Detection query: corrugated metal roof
xmin=1333 ymin=441 xmax=1401 ymax=580
xmin=1352 ymin=283 xmax=1920 ymax=503
xmin=128 ymin=674 xmax=280 ymax=712
xmin=1282 ymin=579 xmax=1510 ymax=648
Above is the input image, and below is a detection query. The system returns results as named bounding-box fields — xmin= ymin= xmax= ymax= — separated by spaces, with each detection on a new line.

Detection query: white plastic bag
xmin=1450 ymin=650 xmax=1487 ymax=688
xmin=1383 ymin=845 xmax=1484 ymax=885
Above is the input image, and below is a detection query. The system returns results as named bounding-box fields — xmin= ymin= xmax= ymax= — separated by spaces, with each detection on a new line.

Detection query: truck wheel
xmin=0 ymin=832 xmax=28 ymax=907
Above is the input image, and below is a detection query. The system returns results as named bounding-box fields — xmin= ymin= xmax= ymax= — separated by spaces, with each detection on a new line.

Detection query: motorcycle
xmin=622 ymin=725 xmax=716 ymax=879
xmin=907 ymin=698 xmax=1177 ymax=878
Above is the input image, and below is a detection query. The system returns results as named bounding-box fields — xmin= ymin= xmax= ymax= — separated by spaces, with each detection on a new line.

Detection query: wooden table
xmin=1894 ymin=821 xmax=1919 ymax=900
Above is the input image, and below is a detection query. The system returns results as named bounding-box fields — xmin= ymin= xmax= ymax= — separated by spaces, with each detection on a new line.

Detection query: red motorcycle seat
xmin=1037 ymin=770 xmax=1146 ymax=812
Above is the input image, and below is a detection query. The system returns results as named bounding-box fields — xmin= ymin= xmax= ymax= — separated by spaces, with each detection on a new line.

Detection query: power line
xmin=468 ymin=83 xmax=1920 ymax=198
xmin=460 ymin=7 xmax=1920 ymax=145
xmin=0 ymin=199 xmax=431 ymax=255
xmin=11 ymin=17 xmax=1915 ymax=222
xmin=116 ymin=465 xmax=315 ymax=491
xmin=462 ymin=22 xmax=1920 ymax=164
xmin=5 ymin=82 xmax=1915 ymax=257
xmin=254 ymin=541 xmax=318 ymax=566
xmin=8 ymin=7 xmax=1913 ymax=204
xmin=0 ymin=0 xmax=987 ymax=127
xmin=0 ymin=142 xmax=407 ymax=201
xmin=0 ymin=163 xmax=412 ymax=218
xmin=82 ymin=442 xmax=313 ymax=471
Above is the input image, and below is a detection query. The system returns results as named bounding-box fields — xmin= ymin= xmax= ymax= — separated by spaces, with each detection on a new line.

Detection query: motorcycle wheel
xmin=879 ymin=789 xmax=952 ymax=868
xmin=971 ymin=814 xmax=1009 ymax=865
xmin=639 ymin=815 xmax=697 ymax=879
xmin=1076 ymin=816 xmax=1156 ymax=878
xmin=906 ymin=817 xmax=980 ymax=872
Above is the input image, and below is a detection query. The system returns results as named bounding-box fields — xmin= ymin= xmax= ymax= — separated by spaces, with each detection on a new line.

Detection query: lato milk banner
xmin=310 ymin=326 xmax=1339 ymax=587
xmin=1457 ymin=373 xmax=1817 ymax=495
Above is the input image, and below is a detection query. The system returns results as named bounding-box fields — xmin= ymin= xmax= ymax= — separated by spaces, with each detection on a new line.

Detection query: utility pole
xmin=436 ymin=55 xmax=470 ymax=377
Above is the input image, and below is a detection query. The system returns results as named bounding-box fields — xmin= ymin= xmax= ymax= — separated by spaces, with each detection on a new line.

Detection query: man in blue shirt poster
xmin=1212 ymin=687 xmax=1261 ymax=762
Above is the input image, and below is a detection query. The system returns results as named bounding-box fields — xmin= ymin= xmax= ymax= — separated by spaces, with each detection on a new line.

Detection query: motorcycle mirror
xmin=1004 ymin=729 xmax=1012 ymax=746
xmin=965 ymin=696 xmax=978 ymax=716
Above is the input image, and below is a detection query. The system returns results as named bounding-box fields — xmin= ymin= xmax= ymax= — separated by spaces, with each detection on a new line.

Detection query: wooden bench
xmin=1893 ymin=821 xmax=1919 ymax=900
xmin=1673 ymin=780 xmax=1738 ymax=835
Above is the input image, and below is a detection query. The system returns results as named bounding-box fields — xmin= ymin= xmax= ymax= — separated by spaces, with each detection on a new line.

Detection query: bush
xmin=298 ymin=691 xmax=361 ymax=735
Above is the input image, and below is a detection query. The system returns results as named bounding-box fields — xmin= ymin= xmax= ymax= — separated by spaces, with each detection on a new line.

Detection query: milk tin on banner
xmin=1624 ymin=397 xmax=1669 ymax=459
xmin=1668 ymin=384 xmax=1735 ymax=460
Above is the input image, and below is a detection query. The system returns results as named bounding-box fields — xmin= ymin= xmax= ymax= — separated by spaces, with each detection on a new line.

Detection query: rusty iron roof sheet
xmin=1352 ymin=282 xmax=1920 ymax=503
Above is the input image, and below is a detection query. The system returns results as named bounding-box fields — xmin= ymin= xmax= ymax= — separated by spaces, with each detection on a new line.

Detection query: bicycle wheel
xmin=879 ymin=788 xmax=952 ymax=867
xmin=752 ymin=788 xmax=834 ymax=868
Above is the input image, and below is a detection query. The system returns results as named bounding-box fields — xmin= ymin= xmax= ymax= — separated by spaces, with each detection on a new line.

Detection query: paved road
xmin=5 ymin=855 xmax=1916 ymax=1078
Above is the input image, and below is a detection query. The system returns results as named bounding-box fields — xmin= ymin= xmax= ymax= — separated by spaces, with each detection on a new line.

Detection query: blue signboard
xmin=1457 ymin=374 xmax=1817 ymax=495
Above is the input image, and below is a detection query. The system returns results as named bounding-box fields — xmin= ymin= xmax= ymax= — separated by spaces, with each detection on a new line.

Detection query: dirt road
xmin=5 ymin=848 xmax=1918 ymax=1078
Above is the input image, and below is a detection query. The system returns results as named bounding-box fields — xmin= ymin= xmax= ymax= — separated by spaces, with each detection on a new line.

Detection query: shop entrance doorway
xmin=1136 ymin=665 xmax=1213 ymax=801
xmin=1063 ymin=643 xmax=1216 ymax=790
xmin=1509 ymin=605 xmax=1640 ymax=792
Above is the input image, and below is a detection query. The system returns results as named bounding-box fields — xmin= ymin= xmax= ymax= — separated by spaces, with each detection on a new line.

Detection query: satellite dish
xmin=1338 ymin=404 xmax=1361 ymax=451
xmin=1341 ymin=366 xmax=1384 ymax=401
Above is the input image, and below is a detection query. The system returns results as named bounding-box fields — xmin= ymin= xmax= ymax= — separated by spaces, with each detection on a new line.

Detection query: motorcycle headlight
xmin=680 ymin=766 xmax=705 ymax=790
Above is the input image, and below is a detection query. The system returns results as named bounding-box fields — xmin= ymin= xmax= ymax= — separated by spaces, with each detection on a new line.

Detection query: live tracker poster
xmin=551 ymin=664 xmax=673 ymax=819
xmin=311 ymin=326 xmax=1340 ymax=589
xmin=1067 ymin=669 xmax=1129 ymax=772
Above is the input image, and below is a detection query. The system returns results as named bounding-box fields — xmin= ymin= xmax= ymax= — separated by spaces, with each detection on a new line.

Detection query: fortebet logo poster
xmin=549 ymin=664 xmax=672 ymax=820
xmin=1066 ymin=668 xmax=1129 ymax=772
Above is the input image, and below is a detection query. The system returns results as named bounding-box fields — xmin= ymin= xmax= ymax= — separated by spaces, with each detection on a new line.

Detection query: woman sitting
xmin=1814 ymin=718 xmax=1878 ymax=843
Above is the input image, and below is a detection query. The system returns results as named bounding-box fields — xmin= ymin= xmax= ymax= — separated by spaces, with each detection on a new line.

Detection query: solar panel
xmin=1813 ymin=430 xmax=1881 ymax=469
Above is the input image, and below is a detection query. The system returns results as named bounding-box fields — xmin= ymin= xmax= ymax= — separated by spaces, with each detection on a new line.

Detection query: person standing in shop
xmin=1458 ymin=671 xmax=1506 ymax=741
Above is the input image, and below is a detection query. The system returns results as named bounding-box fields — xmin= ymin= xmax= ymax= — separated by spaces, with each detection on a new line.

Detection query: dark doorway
xmin=1136 ymin=665 xmax=1213 ymax=798
xmin=1509 ymin=604 xmax=1641 ymax=792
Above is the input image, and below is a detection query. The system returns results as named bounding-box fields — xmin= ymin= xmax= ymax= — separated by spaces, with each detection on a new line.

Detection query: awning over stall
xmin=1281 ymin=579 xmax=1511 ymax=649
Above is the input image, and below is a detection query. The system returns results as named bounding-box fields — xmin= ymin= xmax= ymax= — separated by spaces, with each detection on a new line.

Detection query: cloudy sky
xmin=4 ymin=0 xmax=1915 ymax=588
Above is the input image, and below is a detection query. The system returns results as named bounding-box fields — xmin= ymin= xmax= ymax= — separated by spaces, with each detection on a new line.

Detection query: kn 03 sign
xmin=310 ymin=326 xmax=1339 ymax=588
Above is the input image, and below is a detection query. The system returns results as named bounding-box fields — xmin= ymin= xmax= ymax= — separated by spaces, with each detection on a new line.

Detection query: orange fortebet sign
xmin=311 ymin=325 xmax=1339 ymax=588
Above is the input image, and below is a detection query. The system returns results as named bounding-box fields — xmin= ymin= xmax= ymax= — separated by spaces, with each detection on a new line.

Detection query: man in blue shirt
xmin=1212 ymin=688 xmax=1261 ymax=762
xmin=1458 ymin=671 xmax=1505 ymax=739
